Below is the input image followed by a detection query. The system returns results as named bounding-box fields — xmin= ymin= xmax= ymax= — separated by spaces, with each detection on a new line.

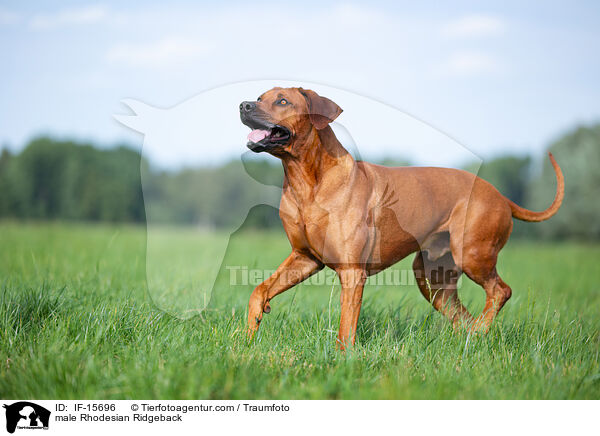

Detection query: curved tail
xmin=505 ymin=152 xmax=564 ymax=222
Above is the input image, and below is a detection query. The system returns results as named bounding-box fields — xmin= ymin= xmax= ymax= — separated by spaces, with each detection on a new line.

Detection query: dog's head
xmin=240 ymin=87 xmax=342 ymax=156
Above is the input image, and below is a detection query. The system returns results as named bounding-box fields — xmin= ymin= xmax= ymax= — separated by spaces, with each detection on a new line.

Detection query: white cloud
xmin=330 ymin=3 xmax=388 ymax=27
xmin=443 ymin=14 xmax=506 ymax=38
xmin=441 ymin=51 xmax=502 ymax=76
xmin=29 ymin=5 xmax=108 ymax=30
xmin=106 ymin=36 xmax=215 ymax=68
xmin=101 ymin=4 xmax=397 ymax=71
xmin=0 ymin=7 xmax=19 ymax=26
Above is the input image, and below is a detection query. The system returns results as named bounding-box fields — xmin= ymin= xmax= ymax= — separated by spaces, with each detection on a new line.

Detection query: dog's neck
xmin=281 ymin=126 xmax=355 ymax=202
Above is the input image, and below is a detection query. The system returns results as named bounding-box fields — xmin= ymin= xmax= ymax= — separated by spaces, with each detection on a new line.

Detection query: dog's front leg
xmin=337 ymin=268 xmax=367 ymax=350
xmin=247 ymin=251 xmax=323 ymax=339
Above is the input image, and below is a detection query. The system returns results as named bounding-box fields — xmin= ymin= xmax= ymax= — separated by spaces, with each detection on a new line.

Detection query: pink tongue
xmin=248 ymin=129 xmax=269 ymax=143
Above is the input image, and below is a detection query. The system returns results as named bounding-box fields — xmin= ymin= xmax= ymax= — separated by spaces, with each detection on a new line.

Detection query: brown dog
xmin=240 ymin=87 xmax=564 ymax=349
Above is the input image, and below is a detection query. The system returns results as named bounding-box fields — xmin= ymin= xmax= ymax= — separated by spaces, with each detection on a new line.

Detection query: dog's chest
xmin=299 ymin=203 xmax=330 ymax=245
xmin=281 ymin=195 xmax=333 ymax=257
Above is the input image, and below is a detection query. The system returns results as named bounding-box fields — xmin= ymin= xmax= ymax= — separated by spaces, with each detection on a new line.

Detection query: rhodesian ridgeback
xmin=240 ymin=87 xmax=564 ymax=350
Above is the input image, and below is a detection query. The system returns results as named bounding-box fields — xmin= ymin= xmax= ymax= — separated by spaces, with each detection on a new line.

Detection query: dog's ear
xmin=299 ymin=88 xmax=342 ymax=130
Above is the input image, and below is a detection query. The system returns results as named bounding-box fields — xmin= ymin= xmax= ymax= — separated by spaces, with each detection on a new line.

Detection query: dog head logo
xmin=114 ymin=80 xmax=482 ymax=320
xmin=3 ymin=402 xmax=50 ymax=433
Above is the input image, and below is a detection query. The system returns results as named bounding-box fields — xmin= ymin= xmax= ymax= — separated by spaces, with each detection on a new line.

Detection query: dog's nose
xmin=239 ymin=101 xmax=256 ymax=113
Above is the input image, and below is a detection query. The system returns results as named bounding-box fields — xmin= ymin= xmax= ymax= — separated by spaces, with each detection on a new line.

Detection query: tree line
xmin=0 ymin=123 xmax=598 ymax=239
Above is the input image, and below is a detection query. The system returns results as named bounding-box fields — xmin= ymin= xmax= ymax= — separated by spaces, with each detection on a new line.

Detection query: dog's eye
xmin=277 ymin=98 xmax=288 ymax=106
xmin=257 ymin=96 xmax=262 ymax=102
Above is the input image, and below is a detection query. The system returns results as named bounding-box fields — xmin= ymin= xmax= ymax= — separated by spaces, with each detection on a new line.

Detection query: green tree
xmin=0 ymin=149 xmax=14 ymax=216
xmin=528 ymin=124 xmax=600 ymax=240
xmin=0 ymin=137 xmax=145 ymax=222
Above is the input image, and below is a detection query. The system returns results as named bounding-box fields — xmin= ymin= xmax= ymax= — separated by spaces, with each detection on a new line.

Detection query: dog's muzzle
xmin=240 ymin=101 xmax=291 ymax=152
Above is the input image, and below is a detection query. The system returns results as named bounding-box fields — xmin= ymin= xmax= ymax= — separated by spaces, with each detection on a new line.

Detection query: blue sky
xmin=1 ymin=1 xmax=599 ymax=166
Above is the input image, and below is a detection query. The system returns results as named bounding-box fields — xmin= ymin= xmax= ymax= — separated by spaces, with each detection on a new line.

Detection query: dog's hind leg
xmin=454 ymin=204 xmax=513 ymax=333
xmin=412 ymin=251 xmax=473 ymax=327
xmin=461 ymin=256 xmax=512 ymax=334
xmin=474 ymin=275 xmax=512 ymax=333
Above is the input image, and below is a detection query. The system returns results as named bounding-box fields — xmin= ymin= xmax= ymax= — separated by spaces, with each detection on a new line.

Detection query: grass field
xmin=0 ymin=221 xmax=599 ymax=399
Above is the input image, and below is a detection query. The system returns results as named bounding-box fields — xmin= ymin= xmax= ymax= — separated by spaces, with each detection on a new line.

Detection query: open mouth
xmin=242 ymin=117 xmax=291 ymax=151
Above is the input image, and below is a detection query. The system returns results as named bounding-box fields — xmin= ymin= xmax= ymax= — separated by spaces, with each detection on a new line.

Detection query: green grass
xmin=0 ymin=221 xmax=599 ymax=399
